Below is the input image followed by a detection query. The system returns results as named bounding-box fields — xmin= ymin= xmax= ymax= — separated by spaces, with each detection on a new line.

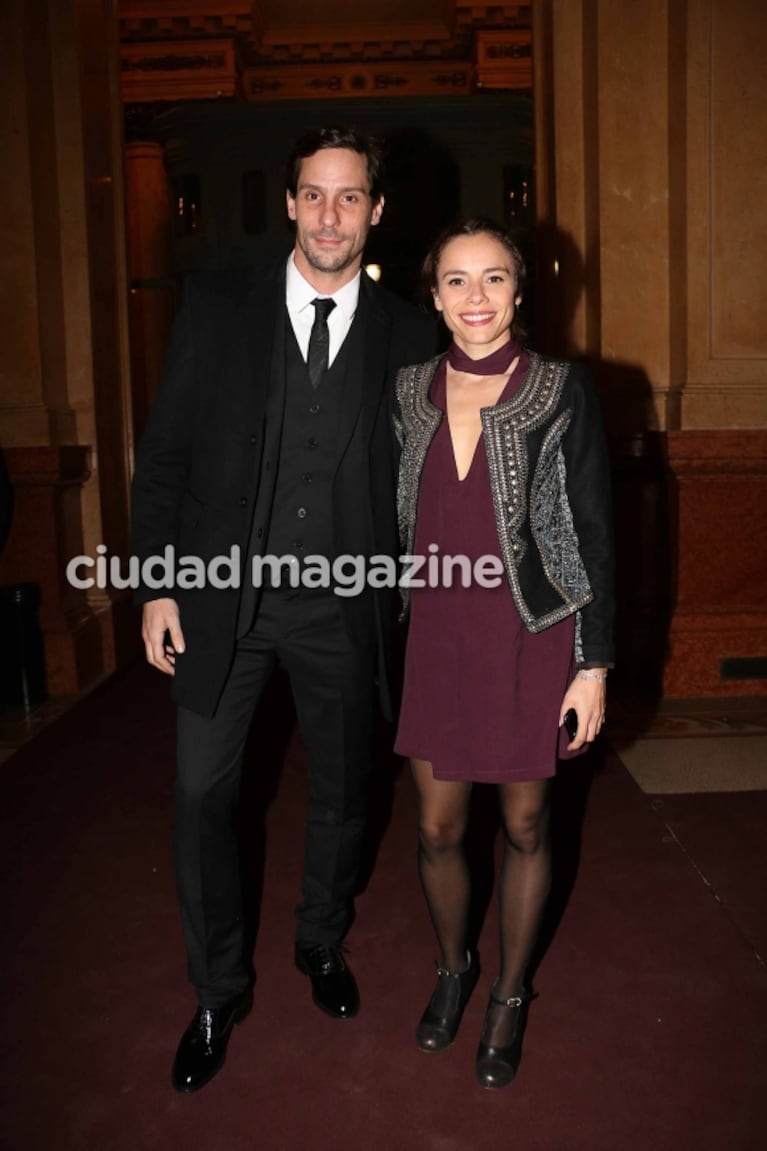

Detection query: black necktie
xmin=307 ymin=297 xmax=336 ymax=388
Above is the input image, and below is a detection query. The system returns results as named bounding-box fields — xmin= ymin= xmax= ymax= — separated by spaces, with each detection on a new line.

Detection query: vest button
xmin=302 ymin=472 xmax=313 ymax=484
xmin=297 ymin=507 xmax=307 ymax=519
xmin=239 ymin=497 xmax=247 ymax=507
xmin=250 ymin=434 xmax=258 ymax=445
xmin=309 ymin=403 xmax=320 ymax=415
xmin=307 ymin=437 xmax=317 ymax=448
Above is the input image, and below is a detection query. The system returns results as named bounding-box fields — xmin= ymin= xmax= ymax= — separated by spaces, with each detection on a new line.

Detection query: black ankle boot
xmin=474 ymin=980 xmax=534 ymax=1089
xmin=415 ymin=951 xmax=480 ymax=1053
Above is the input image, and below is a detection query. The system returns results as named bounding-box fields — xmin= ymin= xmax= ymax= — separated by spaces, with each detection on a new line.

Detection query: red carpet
xmin=1 ymin=663 xmax=765 ymax=1151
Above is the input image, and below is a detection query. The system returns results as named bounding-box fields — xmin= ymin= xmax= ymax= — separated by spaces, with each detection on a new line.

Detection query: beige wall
xmin=0 ymin=0 xmax=137 ymax=693
xmin=534 ymin=0 xmax=767 ymax=696
xmin=686 ymin=0 xmax=767 ymax=427
xmin=536 ymin=0 xmax=767 ymax=430
xmin=1 ymin=0 xmax=765 ymax=700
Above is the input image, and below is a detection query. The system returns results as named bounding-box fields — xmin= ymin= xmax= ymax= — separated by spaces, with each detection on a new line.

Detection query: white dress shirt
xmin=285 ymin=254 xmax=361 ymax=368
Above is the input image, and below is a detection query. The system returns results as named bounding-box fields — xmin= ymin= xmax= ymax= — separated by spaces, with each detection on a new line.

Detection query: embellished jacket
xmin=394 ymin=351 xmax=615 ymax=667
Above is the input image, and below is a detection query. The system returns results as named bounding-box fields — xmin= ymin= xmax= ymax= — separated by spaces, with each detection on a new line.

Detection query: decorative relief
xmin=456 ymin=4 xmax=531 ymax=27
xmin=119 ymin=2 xmax=531 ymax=66
xmin=475 ymin=30 xmax=532 ymax=90
xmin=118 ymin=1 xmax=252 ymax=35
xmin=121 ymin=53 xmax=228 ymax=72
xmin=244 ymin=62 xmax=474 ymax=101
xmin=120 ymin=39 xmax=239 ymax=101
xmin=433 ymin=72 xmax=470 ymax=89
xmin=118 ymin=6 xmax=532 ymax=102
xmin=247 ymin=76 xmax=286 ymax=96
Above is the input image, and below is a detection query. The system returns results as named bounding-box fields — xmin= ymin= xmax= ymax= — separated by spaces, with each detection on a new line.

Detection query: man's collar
xmin=286 ymin=253 xmax=361 ymax=312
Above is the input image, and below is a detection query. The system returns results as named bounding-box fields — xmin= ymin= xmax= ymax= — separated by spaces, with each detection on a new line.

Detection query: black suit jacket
xmin=131 ymin=258 xmax=436 ymax=717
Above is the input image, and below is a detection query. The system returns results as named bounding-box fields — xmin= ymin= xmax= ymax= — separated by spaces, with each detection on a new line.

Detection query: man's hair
xmin=422 ymin=217 xmax=528 ymax=342
xmin=285 ymin=126 xmax=386 ymax=203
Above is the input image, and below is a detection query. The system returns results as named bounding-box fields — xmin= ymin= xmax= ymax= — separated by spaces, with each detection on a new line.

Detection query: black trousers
xmin=173 ymin=590 xmax=377 ymax=1008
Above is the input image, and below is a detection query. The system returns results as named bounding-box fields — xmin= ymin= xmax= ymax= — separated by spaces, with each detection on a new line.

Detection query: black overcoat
xmin=131 ymin=259 xmax=436 ymax=717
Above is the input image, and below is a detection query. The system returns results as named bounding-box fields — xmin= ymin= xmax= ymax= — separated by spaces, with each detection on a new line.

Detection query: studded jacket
xmin=394 ymin=351 xmax=615 ymax=667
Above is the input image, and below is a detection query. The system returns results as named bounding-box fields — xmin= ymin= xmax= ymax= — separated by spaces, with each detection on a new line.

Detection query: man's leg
xmin=171 ymin=620 xmax=276 ymax=1091
xmin=277 ymin=592 xmax=377 ymax=1017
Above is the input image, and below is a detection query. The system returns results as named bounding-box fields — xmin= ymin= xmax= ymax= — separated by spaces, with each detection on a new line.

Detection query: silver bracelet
xmin=576 ymin=669 xmax=608 ymax=683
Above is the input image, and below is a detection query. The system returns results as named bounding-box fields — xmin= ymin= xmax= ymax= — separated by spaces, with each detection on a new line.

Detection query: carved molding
xmin=120 ymin=39 xmax=239 ymax=100
xmin=475 ymin=29 xmax=532 ymax=90
xmin=119 ymin=36 xmax=532 ymax=102
xmin=244 ymin=61 xmax=477 ymax=101
xmin=118 ymin=0 xmax=252 ymax=34
xmin=118 ymin=1 xmax=532 ymax=64
xmin=117 ymin=2 xmax=533 ymax=102
xmin=118 ymin=1 xmax=531 ymax=36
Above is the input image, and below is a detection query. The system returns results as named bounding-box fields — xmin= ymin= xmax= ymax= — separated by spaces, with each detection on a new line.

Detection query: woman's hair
xmin=285 ymin=125 xmax=386 ymax=203
xmin=422 ymin=217 xmax=528 ymax=342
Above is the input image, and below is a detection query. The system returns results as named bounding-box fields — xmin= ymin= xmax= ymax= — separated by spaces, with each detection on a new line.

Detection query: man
xmin=131 ymin=126 xmax=436 ymax=1093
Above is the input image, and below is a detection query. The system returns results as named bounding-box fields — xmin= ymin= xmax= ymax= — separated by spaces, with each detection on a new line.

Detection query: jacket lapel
xmin=334 ymin=274 xmax=392 ymax=457
xmin=227 ymin=262 xmax=285 ymax=429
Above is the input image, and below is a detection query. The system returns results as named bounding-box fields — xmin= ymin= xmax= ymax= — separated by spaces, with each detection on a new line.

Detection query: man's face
xmin=286 ymin=148 xmax=384 ymax=286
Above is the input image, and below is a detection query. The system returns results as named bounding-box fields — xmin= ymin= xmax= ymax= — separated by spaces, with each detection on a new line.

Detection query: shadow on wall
xmin=532 ymin=223 xmax=675 ymax=707
xmin=0 ymin=447 xmax=12 ymax=557
xmin=364 ymin=127 xmax=461 ymax=301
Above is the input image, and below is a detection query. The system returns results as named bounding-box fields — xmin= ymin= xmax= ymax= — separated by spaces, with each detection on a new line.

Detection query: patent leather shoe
xmin=416 ymin=951 xmax=480 ymax=1052
xmin=475 ymin=982 xmax=534 ymax=1090
xmin=172 ymin=987 xmax=252 ymax=1093
xmin=294 ymin=944 xmax=359 ymax=1019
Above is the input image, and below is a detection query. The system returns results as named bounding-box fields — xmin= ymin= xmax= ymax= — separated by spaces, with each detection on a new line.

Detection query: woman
xmin=394 ymin=219 xmax=614 ymax=1089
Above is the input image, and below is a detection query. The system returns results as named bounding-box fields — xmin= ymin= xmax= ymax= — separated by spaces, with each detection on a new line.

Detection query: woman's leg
xmin=475 ymin=778 xmax=551 ymax=1086
xmin=494 ymin=777 xmax=552 ymax=998
xmin=411 ymin=758 xmax=473 ymax=970
xmin=411 ymin=758 xmax=479 ymax=1051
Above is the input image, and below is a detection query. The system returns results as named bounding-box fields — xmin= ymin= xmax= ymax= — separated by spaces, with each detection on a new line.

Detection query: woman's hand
xmin=559 ymin=670 xmax=607 ymax=750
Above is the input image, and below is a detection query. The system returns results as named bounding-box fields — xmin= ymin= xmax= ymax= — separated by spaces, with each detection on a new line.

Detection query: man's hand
xmin=142 ymin=598 xmax=185 ymax=675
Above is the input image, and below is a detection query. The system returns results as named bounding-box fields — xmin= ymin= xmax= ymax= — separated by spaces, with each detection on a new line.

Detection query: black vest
xmin=237 ymin=306 xmax=364 ymax=631
xmin=264 ymin=322 xmax=346 ymax=569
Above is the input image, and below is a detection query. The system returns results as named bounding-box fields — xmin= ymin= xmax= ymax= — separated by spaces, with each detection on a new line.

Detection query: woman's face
xmin=433 ymin=232 xmax=521 ymax=359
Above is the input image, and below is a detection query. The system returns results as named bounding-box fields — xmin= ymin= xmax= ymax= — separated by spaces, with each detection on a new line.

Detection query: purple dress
xmin=395 ymin=341 xmax=578 ymax=782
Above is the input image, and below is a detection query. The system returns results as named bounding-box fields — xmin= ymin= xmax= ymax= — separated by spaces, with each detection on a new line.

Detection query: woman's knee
xmin=501 ymin=806 xmax=549 ymax=854
xmin=418 ymin=816 xmax=466 ymax=856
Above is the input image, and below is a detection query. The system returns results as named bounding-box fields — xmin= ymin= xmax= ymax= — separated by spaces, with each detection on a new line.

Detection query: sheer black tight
xmin=412 ymin=761 xmax=551 ymax=1043
xmin=411 ymin=759 xmax=472 ymax=973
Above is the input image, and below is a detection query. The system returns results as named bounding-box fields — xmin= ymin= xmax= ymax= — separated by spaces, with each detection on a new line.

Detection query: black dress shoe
xmin=474 ymin=982 xmax=534 ymax=1090
xmin=171 ymin=987 xmax=252 ymax=1093
xmin=294 ymin=944 xmax=359 ymax=1020
xmin=415 ymin=951 xmax=480 ymax=1053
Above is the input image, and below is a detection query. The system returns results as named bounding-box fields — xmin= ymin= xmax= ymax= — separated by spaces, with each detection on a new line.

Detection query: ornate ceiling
xmin=118 ymin=1 xmax=533 ymax=102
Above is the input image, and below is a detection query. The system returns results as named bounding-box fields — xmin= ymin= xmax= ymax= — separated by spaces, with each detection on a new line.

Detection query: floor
xmin=606 ymin=693 xmax=767 ymax=794
xmin=3 ymin=677 xmax=766 ymax=975
xmin=4 ymin=678 xmax=766 ymax=783
xmin=1 ymin=663 xmax=765 ymax=1150
xmin=2 ymin=679 xmax=766 ymax=973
